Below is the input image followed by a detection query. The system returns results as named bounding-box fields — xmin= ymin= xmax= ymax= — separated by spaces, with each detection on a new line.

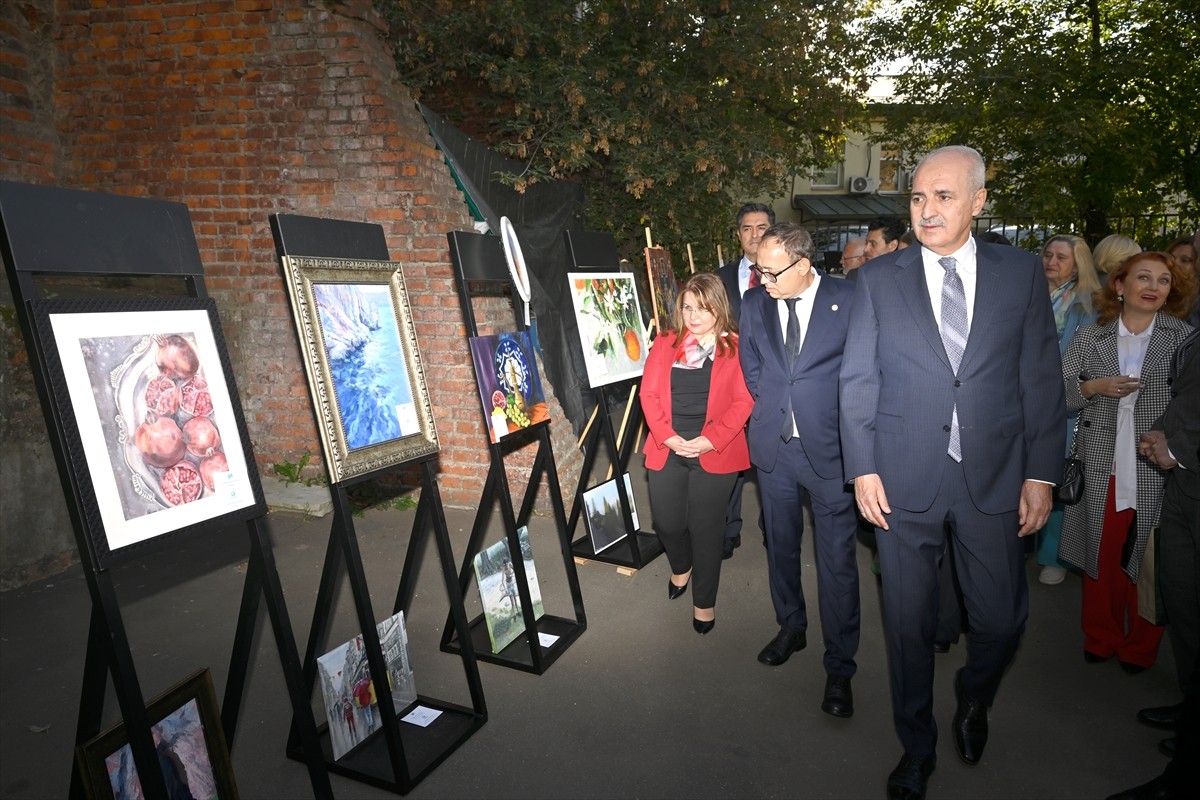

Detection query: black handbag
xmin=1055 ymin=415 xmax=1084 ymax=505
xmin=1056 ymin=456 xmax=1084 ymax=505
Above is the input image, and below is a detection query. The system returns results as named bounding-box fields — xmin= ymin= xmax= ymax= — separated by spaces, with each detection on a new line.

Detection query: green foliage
xmin=272 ymin=452 xmax=313 ymax=486
xmin=865 ymin=0 xmax=1200 ymax=241
xmin=381 ymin=0 xmax=872 ymax=253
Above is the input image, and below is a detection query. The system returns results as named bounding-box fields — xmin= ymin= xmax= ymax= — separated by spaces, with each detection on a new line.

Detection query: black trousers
xmin=647 ymin=452 xmax=738 ymax=609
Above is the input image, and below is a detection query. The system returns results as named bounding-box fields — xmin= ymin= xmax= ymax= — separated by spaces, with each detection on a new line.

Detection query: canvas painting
xmin=645 ymin=247 xmax=679 ymax=333
xmin=473 ymin=526 xmax=545 ymax=654
xmin=567 ymin=272 xmax=650 ymax=388
xmin=75 ymin=669 xmax=237 ymax=800
xmin=622 ymin=472 xmax=640 ymax=531
xmin=468 ymin=331 xmax=550 ymax=443
xmin=316 ymin=611 xmax=417 ymax=761
xmin=280 ymin=256 xmax=440 ymax=483
xmin=583 ymin=477 xmax=633 ymax=554
xmin=36 ymin=300 xmax=262 ymax=562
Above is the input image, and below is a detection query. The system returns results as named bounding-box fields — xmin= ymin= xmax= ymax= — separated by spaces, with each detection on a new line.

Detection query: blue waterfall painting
xmin=312 ymin=283 xmax=416 ymax=451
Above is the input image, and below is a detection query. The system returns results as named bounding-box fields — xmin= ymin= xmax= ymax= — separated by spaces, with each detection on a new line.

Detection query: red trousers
xmin=1082 ymin=476 xmax=1164 ymax=667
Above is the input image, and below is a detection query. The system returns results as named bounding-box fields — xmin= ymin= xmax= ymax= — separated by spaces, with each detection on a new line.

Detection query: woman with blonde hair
xmin=641 ymin=272 xmax=753 ymax=634
xmin=1035 ymin=234 xmax=1101 ymax=584
xmin=1093 ymin=233 xmax=1142 ymax=280
xmin=1059 ymin=251 xmax=1197 ymax=671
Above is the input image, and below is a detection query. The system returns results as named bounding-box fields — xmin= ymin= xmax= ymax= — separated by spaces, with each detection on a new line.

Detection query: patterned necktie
xmin=940 ymin=256 xmax=968 ymax=462
xmin=748 ymin=266 xmax=761 ymax=290
xmin=782 ymin=298 xmax=801 ymax=441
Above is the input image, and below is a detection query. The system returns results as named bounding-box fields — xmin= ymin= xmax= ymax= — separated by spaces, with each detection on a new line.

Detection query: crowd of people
xmin=638 ymin=145 xmax=1199 ymax=800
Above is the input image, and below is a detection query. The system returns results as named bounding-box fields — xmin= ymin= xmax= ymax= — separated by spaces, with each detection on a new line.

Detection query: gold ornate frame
xmin=280 ymin=256 xmax=440 ymax=483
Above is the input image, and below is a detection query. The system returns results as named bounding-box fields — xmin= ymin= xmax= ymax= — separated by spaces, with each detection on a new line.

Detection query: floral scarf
xmin=1050 ymin=279 xmax=1077 ymax=337
xmin=673 ymin=331 xmax=718 ymax=369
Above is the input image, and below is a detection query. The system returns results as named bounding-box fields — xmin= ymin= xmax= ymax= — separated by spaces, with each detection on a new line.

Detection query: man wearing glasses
xmin=739 ymin=223 xmax=861 ymax=722
xmin=841 ymin=236 xmax=867 ymax=280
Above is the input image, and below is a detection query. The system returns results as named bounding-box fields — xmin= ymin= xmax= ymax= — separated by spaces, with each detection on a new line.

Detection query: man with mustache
xmin=840 ymin=146 xmax=1065 ymax=799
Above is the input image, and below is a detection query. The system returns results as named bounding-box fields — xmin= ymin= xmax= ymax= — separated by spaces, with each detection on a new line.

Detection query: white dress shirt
xmin=738 ymin=255 xmax=753 ymax=297
xmin=1113 ymin=316 xmax=1155 ymax=511
xmin=774 ymin=273 xmax=822 ymax=439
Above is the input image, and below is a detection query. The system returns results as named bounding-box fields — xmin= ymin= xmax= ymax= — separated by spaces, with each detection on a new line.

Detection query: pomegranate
xmin=180 ymin=374 xmax=214 ymax=416
xmin=144 ymin=374 xmax=180 ymax=416
xmin=182 ymin=416 xmax=222 ymax=458
xmin=135 ymin=413 xmax=186 ymax=469
xmin=154 ymin=334 xmax=200 ymax=380
xmin=199 ymin=451 xmax=229 ymax=491
xmin=160 ymin=462 xmax=203 ymax=506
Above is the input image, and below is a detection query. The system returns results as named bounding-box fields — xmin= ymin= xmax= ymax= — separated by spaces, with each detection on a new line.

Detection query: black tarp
xmin=418 ymin=103 xmax=596 ymax=435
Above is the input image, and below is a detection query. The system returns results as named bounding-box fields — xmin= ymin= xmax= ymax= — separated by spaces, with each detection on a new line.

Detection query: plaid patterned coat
xmin=1059 ymin=312 xmax=1194 ymax=581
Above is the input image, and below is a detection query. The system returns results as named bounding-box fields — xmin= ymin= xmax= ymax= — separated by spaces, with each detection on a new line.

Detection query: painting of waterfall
xmin=280 ymin=256 xmax=441 ymax=482
xmin=312 ymin=282 xmax=417 ymax=451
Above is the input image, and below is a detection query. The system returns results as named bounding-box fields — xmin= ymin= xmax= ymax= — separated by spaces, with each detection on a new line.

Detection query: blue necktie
xmin=940 ymin=257 xmax=968 ymax=462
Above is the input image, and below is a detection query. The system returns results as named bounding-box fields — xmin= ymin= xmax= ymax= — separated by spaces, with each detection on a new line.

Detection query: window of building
xmin=878 ymin=145 xmax=906 ymax=193
xmin=809 ymin=152 xmax=844 ymax=189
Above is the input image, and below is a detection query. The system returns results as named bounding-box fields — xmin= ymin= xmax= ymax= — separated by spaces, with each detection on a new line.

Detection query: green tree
xmin=866 ymin=0 xmax=1200 ymax=243
xmin=381 ymin=0 xmax=871 ymax=254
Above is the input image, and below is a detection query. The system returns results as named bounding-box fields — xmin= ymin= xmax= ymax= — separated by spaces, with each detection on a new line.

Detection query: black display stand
xmin=0 ymin=181 xmax=332 ymax=800
xmin=271 ymin=213 xmax=486 ymax=794
xmin=441 ymin=229 xmax=586 ymax=674
xmin=562 ymin=230 xmax=663 ymax=569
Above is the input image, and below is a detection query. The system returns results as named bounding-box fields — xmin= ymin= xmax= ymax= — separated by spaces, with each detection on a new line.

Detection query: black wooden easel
xmin=562 ymin=230 xmax=663 ymax=569
xmin=439 ymin=229 xmax=586 ymax=674
xmin=0 ymin=181 xmax=331 ymax=800
xmin=270 ymin=213 xmax=486 ymax=794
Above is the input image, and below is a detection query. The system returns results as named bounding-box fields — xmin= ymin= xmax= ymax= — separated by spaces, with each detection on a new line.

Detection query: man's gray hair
xmin=915 ymin=145 xmax=986 ymax=193
xmin=760 ymin=222 xmax=816 ymax=262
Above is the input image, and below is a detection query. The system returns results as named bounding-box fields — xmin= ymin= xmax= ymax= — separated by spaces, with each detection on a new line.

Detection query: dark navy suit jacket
xmin=739 ymin=272 xmax=856 ymax=478
xmin=839 ymin=243 xmax=1065 ymax=514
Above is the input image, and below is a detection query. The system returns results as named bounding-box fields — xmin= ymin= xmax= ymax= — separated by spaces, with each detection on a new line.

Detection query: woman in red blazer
xmin=641 ymin=272 xmax=753 ymax=634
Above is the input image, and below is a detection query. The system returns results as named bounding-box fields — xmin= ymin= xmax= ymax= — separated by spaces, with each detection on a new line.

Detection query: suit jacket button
xmin=943 ymin=425 xmax=951 ymax=432
xmin=954 ymin=380 xmax=961 ymax=387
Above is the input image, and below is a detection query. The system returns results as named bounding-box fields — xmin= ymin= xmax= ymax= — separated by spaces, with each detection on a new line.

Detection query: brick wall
xmin=0 ymin=0 xmax=582 ymax=586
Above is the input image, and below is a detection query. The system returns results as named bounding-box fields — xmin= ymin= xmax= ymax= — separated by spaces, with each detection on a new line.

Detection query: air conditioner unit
xmin=848 ymin=176 xmax=876 ymax=194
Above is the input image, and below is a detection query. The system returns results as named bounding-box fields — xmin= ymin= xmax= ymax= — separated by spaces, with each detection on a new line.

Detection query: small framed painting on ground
xmin=473 ymin=526 xmax=545 ymax=653
xmin=582 ymin=477 xmax=633 ymax=554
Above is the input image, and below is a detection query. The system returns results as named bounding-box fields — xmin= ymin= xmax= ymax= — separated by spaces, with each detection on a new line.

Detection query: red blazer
xmin=640 ymin=331 xmax=753 ymax=473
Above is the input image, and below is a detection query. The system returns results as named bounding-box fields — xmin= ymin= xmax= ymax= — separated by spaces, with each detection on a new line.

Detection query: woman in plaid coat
xmin=1060 ymin=251 xmax=1196 ymax=671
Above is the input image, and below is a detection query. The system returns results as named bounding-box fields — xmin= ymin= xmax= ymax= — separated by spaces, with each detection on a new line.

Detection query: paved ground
xmin=0 ymin=464 xmax=1179 ymax=799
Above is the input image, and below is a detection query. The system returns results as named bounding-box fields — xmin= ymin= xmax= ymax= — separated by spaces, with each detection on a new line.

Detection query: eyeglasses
xmin=750 ymin=257 xmax=804 ymax=284
xmin=841 ymin=253 xmax=865 ymax=265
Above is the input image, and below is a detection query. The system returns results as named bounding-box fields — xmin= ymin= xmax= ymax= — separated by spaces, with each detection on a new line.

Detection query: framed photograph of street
xmin=472 ymin=526 xmax=545 ymax=654
xmin=30 ymin=297 xmax=264 ymax=567
xmin=468 ymin=330 xmax=550 ymax=444
xmin=75 ymin=668 xmax=238 ymax=800
xmin=315 ymin=611 xmax=417 ymax=761
xmin=280 ymin=256 xmax=439 ymax=483
xmin=566 ymin=272 xmax=650 ymax=388
xmin=582 ymin=477 xmax=632 ymax=554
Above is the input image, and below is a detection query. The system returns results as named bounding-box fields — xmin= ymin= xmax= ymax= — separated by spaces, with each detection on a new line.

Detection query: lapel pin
xmin=831 ymin=304 xmax=839 ymax=312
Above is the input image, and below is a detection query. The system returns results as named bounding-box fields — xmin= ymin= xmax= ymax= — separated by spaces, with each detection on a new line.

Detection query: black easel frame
xmin=562 ymin=230 xmax=663 ymax=569
xmin=0 ymin=181 xmax=331 ymax=800
xmin=440 ymin=229 xmax=586 ymax=674
xmin=271 ymin=213 xmax=485 ymax=794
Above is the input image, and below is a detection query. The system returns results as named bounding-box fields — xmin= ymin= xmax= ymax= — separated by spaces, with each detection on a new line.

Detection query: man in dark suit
xmin=840 ymin=145 xmax=1065 ymax=800
xmin=740 ymin=222 xmax=860 ymax=719
xmin=1133 ymin=325 xmax=1200 ymax=761
xmin=715 ymin=202 xmax=774 ymax=559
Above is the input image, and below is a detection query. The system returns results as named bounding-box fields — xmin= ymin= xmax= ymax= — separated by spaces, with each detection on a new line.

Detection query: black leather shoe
xmin=1085 ymin=650 xmax=1112 ymax=663
xmin=1106 ymin=774 xmax=1175 ymax=800
xmin=757 ymin=628 xmax=807 ymax=666
xmin=887 ymin=752 xmax=936 ymax=800
xmin=1158 ymin=737 xmax=1176 ymax=758
xmin=933 ymin=640 xmax=951 ymax=654
xmin=1137 ymin=704 xmax=1182 ymax=730
xmin=952 ymin=669 xmax=989 ymax=765
xmin=1121 ymin=661 xmax=1148 ymax=675
xmin=821 ymin=674 xmax=854 ymax=718
xmin=693 ymin=617 xmax=715 ymax=635
xmin=722 ymin=535 xmax=741 ymax=560
xmin=668 ymin=578 xmax=689 ymax=600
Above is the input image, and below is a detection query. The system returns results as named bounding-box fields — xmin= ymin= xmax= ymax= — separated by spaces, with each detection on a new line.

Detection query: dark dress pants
xmin=757 ymin=437 xmax=860 ymax=677
xmin=876 ymin=456 xmax=1027 ymax=758
xmin=647 ymin=451 xmax=737 ymax=609
xmin=1160 ymin=476 xmax=1200 ymax=692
